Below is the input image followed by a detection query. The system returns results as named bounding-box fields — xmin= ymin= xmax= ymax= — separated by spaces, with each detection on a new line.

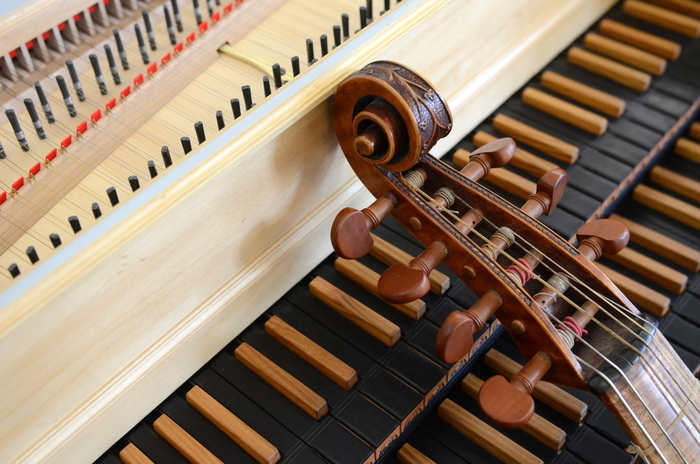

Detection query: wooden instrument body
xmin=333 ymin=59 xmax=640 ymax=390
xmin=0 ymin=0 xmax=617 ymax=463
xmin=333 ymin=61 xmax=700 ymax=464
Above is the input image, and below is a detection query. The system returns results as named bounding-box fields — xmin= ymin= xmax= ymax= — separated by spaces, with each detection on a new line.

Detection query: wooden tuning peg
xmin=331 ymin=195 xmax=395 ymax=259
xmin=460 ymin=137 xmax=516 ymax=181
xmin=576 ymin=218 xmax=629 ymax=261
xmin=377 ymin=241 xmax=448 ymax=303
xmin=478 ymin=352 xmax=551 ymax=428
xmin=435 ymin=291 xmax=503 ymax=363
xmin=521 ymin=168 xmax=568 ymax=218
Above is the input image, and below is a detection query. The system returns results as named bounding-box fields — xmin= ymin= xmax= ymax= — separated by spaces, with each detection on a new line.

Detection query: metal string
xmin=409 ymin=179 xmax=693 ymax=463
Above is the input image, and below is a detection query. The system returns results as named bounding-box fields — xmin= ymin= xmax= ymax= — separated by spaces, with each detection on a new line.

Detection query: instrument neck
xmin=598 ymin=333 xmax=700 ymax=464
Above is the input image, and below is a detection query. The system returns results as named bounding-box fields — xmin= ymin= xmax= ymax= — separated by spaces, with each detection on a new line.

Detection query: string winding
xmin=407 ymin=175 xmax=699 ymax=464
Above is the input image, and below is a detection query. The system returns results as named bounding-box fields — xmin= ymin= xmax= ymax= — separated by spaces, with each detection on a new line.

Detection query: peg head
xmin=377 ymin=263 xmax=431 ymax=304
xmin=536 ymin=168 xmax=567 ymax=214
xmin=460 ymin=137 xmax=516 ymax=181
xmin=478 ymin=375 xmax=535 ymax=429
xmin=435 ymin=310 xmax=478 ymax=363
xmin=435 ymin=291 xmax=502 ymax=363
xmin=576 ymin=219 xmax=629 ymax=260
xmin=470 ymin=137 xmax=516 ymax=168
xmin=331 ymin=207 xmax=374 ymax=259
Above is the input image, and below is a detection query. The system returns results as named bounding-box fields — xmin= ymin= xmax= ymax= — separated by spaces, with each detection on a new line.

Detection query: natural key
xmin=186 ymin=385 xmax=281 ymax=464
xmin=153 ymin=414 xmax=224 ymax=464
xmin=119 ymin=443 xmax=155 ymax=464
xmin=610 ymin=214 xmax=700 ymax=272
xmin=264 ymin=315 xmax=358 ymax=390
xmin=235 ymin=342 xmax=329 ymax=420
xmin=309 ymin=276 xmax=401 ymax=346
xmin=598 ymin=19 xmax=681 ymax=60
xmin=438 ymin=399 xmax=543 ymax=464
xmin=540 ymin=71 xmax=626 ymax=117
xmin=595 ymin=262 xmax=670 ymax=317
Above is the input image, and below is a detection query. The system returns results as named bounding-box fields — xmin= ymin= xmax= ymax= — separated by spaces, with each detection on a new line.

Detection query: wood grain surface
xmin=309 ymin=276 xmax=401 ymax=346
xmin=235 ymin=342 xmax=329 ymax=420
xmin=186 ymin=385 xmax=280 ymax=464
xmin=484 ymin=349 xmax=588 ymax=423
xmin=264 ymin=315 xmax=358 ymax=390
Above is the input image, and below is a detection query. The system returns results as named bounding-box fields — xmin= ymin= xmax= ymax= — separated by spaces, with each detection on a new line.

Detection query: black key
xmin=672 ymin=292 xmax=700 ymax=327
xmin=669 ymin=341 xmax=700 ymax=374
xmin=617 ymin=101 xmax=675 ymax=134
xmin=585 ymin=404 xmax=632 ymax=448
xmin=404 ymin=319 xmax=455 ymax=370
xmin=381 ymin=342 xmax=446 ymax=399
xmin=333 ymin=392 xmax=399 ymax=450
xmin=641 ymin=90 xmax=690 ymax=118
xmin=306 ymin=417 xmax=375 ymax=464
xmin=355 ymin=366 xmax=424 ymax=426
xmin=405 ymin=430 xmax=470 ymax=464
xmin=567 ymin=425 xmax=635 ymax=464
xmin=593 ymin=128 xmax=656 ymax=161
xmin=94 ymin=453 xmax=122 ymax=464
xmin=660 ymin=313 xmax=700 ymax=357
xmin=539 ymin=207 xmax=584 ymax=239
xmin=565 ymin=165 xmax=617 ymax=202
xmin=577 ymin=147 xmax=633 ymax=183
xmin=284 ymin=446 xmax=330 ymax=464
xmin=655 ymin=76 xmax=700 ymax=103
xmin=553 ymin=181 xmax=602 ymax=219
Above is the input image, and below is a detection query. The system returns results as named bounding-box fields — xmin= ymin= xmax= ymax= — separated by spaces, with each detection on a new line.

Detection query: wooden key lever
xmin=331 ymin=194 xmax=395 ymax=259
xmin=478 ymin=351 xmax=552 ymax=429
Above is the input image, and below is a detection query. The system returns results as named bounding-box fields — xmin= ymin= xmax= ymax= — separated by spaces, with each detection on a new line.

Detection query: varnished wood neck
xmin=598 ymin=333 xmax=700 ymax=464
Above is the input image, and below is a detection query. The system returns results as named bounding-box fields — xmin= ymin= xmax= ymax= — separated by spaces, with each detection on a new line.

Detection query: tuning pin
xmin=435 ymin=291 xmax=503 ymax=363
xmin=459 ymin=137 xmax=516 ymax=181
xmin=377 ymin=240 xmax=449 ymax=303
xmin=331 ymin=195 xmax=395 ymax=259
xmin=576 ymin=219 xmax=629 ymax=261
xmin=478 ymin=351 xmax=551 ymax=428
xmin=521 ymin=168 xmax=567 ymax=218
